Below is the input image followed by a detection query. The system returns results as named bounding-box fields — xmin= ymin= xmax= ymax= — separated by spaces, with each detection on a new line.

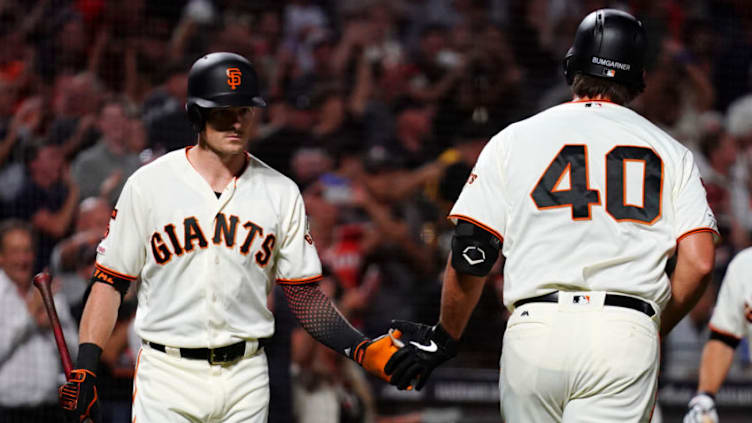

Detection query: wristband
xmin=76 ymin=343 xmax=102 ymax=374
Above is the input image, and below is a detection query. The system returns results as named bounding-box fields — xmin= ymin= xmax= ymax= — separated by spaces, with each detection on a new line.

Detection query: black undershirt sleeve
xmin=280 ymin=283 xmax=368 ymax=358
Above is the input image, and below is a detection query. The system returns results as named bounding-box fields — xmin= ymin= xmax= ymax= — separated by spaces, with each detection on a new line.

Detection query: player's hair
xmin=571 ymin=74 xmax=640 ymax=105
xmin=0 ymin=219 xmax=34 ymax=252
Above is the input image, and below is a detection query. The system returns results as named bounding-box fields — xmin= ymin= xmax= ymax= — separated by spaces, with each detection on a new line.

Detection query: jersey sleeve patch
xmin=276 ymin=275 xmax=323 ymax=285
xmin=448 ymin=214 xmax=504 ymax=243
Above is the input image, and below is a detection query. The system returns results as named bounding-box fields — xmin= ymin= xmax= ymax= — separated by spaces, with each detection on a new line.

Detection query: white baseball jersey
xmin=450 ymin=100 xmax=718 ymax=309
xmin=709 ymin=247 xmax=752 ymax=346
xmin=95 ymin=147 xmax=322 ymax=348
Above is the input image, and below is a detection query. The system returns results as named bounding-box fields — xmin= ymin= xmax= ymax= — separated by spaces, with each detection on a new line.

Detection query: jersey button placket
xmin=210 ymin=252 xmax=219 ymax=305
xmin=205 ymin=251 xmax=221 ymax=346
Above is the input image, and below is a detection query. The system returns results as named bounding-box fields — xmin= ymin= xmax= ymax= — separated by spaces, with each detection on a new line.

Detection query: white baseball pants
xmin=500 ymin=292 xmax=660 ymax=423
xmin=132 ymin=344 xmax=269 ymax=422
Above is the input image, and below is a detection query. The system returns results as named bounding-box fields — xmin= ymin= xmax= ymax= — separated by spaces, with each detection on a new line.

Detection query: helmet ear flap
xmin=562 ymin=48 xmax=576 ymax=85
xmin=561 ymin=56 xmax=574 ymax=85
xmin=186 ymin=104 xmax=205 ymax=132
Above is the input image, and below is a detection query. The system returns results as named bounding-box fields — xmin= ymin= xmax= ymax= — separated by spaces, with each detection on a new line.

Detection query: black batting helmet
xmin=563 ymin=9 xmax=646 ymax=92
xmin=185 ymin=52 xmax=266 ymax=131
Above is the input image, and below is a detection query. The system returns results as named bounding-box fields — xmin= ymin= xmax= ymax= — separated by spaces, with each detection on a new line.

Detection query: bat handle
xmin=33 ymin=274 xmax=96 ymax=422
xmin=32 ymin=272 xmax=73 ymax=379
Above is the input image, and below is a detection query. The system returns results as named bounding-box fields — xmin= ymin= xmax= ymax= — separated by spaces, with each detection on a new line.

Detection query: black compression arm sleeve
xmin=280 ymin=283 xmax=368 ymax=358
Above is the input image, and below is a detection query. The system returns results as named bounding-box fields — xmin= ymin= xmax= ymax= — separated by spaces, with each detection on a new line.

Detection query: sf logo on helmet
xmin=226 ymin=68 xmax=242 ymax=90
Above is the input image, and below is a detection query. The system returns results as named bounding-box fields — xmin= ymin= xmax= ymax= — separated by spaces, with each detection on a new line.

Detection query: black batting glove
xmin=384 ymin=320 xmax=459 ymax=391
xmin=59 ymin=343 xmax=101 ymax=423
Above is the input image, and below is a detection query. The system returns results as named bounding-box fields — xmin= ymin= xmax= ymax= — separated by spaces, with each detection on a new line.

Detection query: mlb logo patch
xmin=604 ymin=69 xmax=616 ymax=77
xmin=573 ymin=295 xmax=591 ymax=305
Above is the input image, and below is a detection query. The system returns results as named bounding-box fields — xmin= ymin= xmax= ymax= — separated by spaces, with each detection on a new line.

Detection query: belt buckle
xmin=209 ymin=348 xmax=231 ymax=365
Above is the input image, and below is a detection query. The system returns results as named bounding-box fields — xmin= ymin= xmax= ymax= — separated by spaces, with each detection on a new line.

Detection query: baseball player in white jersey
xmin=383 ymin=10 xmax=718 ymax=423
xmin=57 ymin=52 xmax=404 ymax=422
xmin=683 ymin=247 xmax=752 ymax=423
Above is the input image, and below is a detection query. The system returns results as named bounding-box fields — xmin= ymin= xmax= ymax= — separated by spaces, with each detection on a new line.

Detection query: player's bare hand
xmin=12 ymin=96 xmax=44 ymax=134
xmin=339 ymin=287 xmax=369 ymax=313
xmin=349 ymin=184 xmax=372 ymax=208
xmin=61 ymin=163 xmax=77 ymax=188
xmin=77 ymin=114 xmax=97 ymax=133
xmin=99 ymin=170 xmax=123 ymax=198
xmin=384 ymin=321 xmax=459 ymax=391
xmin=31 ymin=209 xmax=54 ymax=229
xmin=683 ymin=393 xmax=718 ymax=423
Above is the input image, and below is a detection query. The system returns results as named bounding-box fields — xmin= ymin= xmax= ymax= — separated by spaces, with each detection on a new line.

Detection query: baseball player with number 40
xmin=57 ymin=52 xmax=406 ymax=422
xmin=381 ymin=9 xmax=719 ymax=423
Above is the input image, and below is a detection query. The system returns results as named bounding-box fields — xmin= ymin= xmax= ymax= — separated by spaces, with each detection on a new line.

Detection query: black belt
xmin=514 ymin=291 xmax=655 ymax=317
xmin=145 ymin=339 xmax=269 ymax=364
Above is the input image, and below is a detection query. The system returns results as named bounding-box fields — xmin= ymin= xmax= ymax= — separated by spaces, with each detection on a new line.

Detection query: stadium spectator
xmin=47 ymin=72 xmax=102 ymax=159
xmin=290 ymin=275 xmax=377 ymax=423
xmin=49 ymin=196 xmax=111 ymax=312
xmin=0 ymin=96 xmax=48 ymax=205
xmin=141 ymin=64 xmax=194 ymax=154
xmin=36 ymin=11 xmax=91 ymax=81
xmin=290 ymin=147 xmax=333 ymax=189
xmin=1 ymin=2 xmax=752 ymax=420
xmin=709 ymin=0 xmax=752 ymax=111
xmin=0 ymin=219 xmax=77 ymax=423
xmin=639 ymin=37 xmax=715 ymax=143
xmin=345 ymin=146 xmax=441 ymax=335
xmin=250 ymin=87 xmax=318 ymax=176
xmin=70 ymin=100 xmax=142 ymax=204
xmin=384 ymin=100 xmax=439 ymax=170
xmin=723 ymin=94 xmax=752 ymax=234
xmin=7 ymin=140 xmax=79 ymax=271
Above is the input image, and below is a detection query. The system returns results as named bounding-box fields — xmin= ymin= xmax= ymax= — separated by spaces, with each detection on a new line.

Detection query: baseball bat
xmin=33 ymin=272 xmax=96 ymax=423
xmin=32 ymin=271 xmax=73 ymax=378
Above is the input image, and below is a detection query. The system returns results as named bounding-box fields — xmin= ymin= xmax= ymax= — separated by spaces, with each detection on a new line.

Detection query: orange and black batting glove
xmin=59 ymin=343 xmax=101 ymax=423
xmin=350 ymin=330 xmax=404 ymax=382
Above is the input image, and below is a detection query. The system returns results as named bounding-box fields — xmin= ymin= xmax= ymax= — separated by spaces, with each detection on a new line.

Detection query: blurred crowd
xmin=1 ymin=0 xmax=752 ymax=422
